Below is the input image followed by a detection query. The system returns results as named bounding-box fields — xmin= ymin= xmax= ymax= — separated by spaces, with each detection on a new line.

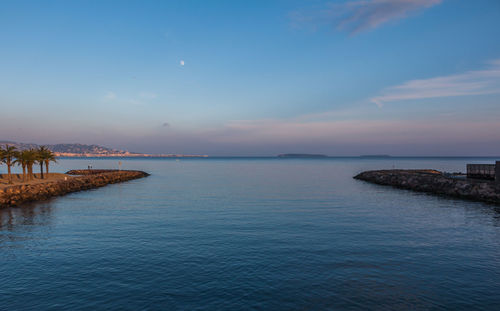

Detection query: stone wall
xmin=0 ymin=170 xmax=149 ymax=208
xmin=354 ymin=170 xmax=500 ymax=205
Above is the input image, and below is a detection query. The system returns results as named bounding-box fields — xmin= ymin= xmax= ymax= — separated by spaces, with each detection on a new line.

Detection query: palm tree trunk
xmin=45 ymin=161 xmax=49 ymax=177
xmin=22 ymin=165 xmax=26 ymax=182
xmin=7 ymin=163 xmax=12 ymax=184
xmin=40 ymin=163 xmax=44 ymax=179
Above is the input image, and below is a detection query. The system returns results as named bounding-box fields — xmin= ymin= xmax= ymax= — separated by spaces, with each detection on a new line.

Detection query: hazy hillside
xmin=0 ymin=141 xmax=131 ymax=155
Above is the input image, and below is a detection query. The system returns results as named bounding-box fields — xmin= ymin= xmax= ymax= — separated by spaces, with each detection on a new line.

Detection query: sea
xmin=1 ymin=157 xmax=499 ymax=310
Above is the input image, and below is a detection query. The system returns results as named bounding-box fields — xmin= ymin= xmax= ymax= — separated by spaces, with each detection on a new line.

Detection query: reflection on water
xmin=0 ymin=202 xmax=54 ymax=246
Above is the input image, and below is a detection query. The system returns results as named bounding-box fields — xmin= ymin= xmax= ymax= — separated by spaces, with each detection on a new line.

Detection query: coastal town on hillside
xmin=0 ymin=141 xmax=208 ymax=158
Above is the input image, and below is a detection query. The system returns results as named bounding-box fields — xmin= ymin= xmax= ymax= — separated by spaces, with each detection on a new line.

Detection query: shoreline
xmin=354 ymin=169 xmax=500 ymax=205
xmin=0 ymin=169 xmax=149 ymax=208
xmin=55 ymin=153 xmax=208 ymax=158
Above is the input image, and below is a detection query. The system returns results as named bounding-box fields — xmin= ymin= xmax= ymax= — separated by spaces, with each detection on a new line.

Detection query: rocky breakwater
xmin=354 ymin=170 xmax=500 ymax=205
xmin=0 ymin=170 xmax=149 ymax=208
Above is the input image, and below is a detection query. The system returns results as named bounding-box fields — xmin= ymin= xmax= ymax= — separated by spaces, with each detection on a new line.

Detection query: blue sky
xmin=1 ymin=0 xmax=500 ymax=155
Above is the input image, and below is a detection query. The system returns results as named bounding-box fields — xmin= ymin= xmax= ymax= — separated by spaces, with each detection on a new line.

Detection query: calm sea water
xmin=1 ymin=157 xmax=500 ymax=310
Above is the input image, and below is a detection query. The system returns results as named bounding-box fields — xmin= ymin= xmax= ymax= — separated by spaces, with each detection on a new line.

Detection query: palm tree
xmin=0 ymin=148 xmax=4 ymax=180
xmin=16 ymin=150 xmax=32 ymax=182
xmin=24 ymin=149 xmax=38 ymax=181
xmin=38 ymin=146 xmax=57 ymax=178
xmin=0 ymin=144 xmax=18 ymax=184
xmin=36 ymin=147 xmax=47 ymax=179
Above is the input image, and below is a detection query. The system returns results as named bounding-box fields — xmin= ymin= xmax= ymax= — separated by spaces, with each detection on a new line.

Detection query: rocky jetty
xmin=66 ymin=169 xmax=125 ymax=175
xmin=0 ymin=170 xmax=149 ymax=208
xmin=354 ymin=170 xmax=500 ymax=205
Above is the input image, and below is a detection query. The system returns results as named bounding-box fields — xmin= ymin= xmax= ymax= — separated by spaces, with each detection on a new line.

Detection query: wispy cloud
xmin=292 ymin=0 xmax=442 ymax=33
xmin=103 ymin=91 xmax=116 ymax=101
xmin=204 ymin=117 xmax=500 ymax=148
xmin=371 ymin=59 xmax=500 ymax=107
xmin=102 ymin=91 xmax=158 ymax=105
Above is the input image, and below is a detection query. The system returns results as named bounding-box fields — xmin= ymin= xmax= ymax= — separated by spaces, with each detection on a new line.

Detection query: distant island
xmin=277 ymin=154 xmax=328 ymax=158
xmin=0 ymin=141 xmax=208 ymax=158
xmin=360 ymin=155 xmax=391 ymax=158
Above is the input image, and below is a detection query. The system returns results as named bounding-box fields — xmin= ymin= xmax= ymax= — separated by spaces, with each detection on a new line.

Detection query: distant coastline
xmin=54 ymin=152 xmax=209 ymax=158
xmin=277 ymin=154 xmax=328 ymax=158
xmin=0 ymin=141 xmax=208 ymax=158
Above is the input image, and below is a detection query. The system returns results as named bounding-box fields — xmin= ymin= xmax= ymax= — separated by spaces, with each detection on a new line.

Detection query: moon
xmin=180 ymin=60 xmax=185 ymax=66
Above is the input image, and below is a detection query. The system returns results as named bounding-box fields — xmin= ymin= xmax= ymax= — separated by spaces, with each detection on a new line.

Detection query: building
xmin=467 ymin=161 xmax=500 ymax=181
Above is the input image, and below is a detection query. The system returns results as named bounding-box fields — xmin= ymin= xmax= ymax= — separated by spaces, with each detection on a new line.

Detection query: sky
xmin=1 ymin=0 xmax=500 ymax=156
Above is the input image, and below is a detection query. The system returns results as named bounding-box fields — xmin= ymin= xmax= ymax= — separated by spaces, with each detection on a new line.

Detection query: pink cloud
xmin=291 ymin=0 xmax=442 ymax=33
xmin=371 ymin=59 xmax=500 ymax=107
xmin=205 ymin=117 xmax=500 ymax=146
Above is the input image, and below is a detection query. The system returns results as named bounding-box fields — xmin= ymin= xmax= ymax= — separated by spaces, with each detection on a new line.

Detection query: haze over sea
xmin=1 ymin=157 xmax=499 ymax=310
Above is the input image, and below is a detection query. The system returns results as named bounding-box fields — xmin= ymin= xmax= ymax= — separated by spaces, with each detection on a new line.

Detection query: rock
xmin=0 ymin=170 xmax=149 ymax=208
xmin=354 ymin=170 xmax=500 ymax=205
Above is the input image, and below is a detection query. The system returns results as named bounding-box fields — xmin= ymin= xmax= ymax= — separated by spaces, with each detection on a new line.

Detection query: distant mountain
xmin=48 ymin=143 xmax=129 ymax=155
xmin=0 ymin=141 xmax=132 ymax=156
xmin=0 ymin=140 xmax=40 ymax=150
